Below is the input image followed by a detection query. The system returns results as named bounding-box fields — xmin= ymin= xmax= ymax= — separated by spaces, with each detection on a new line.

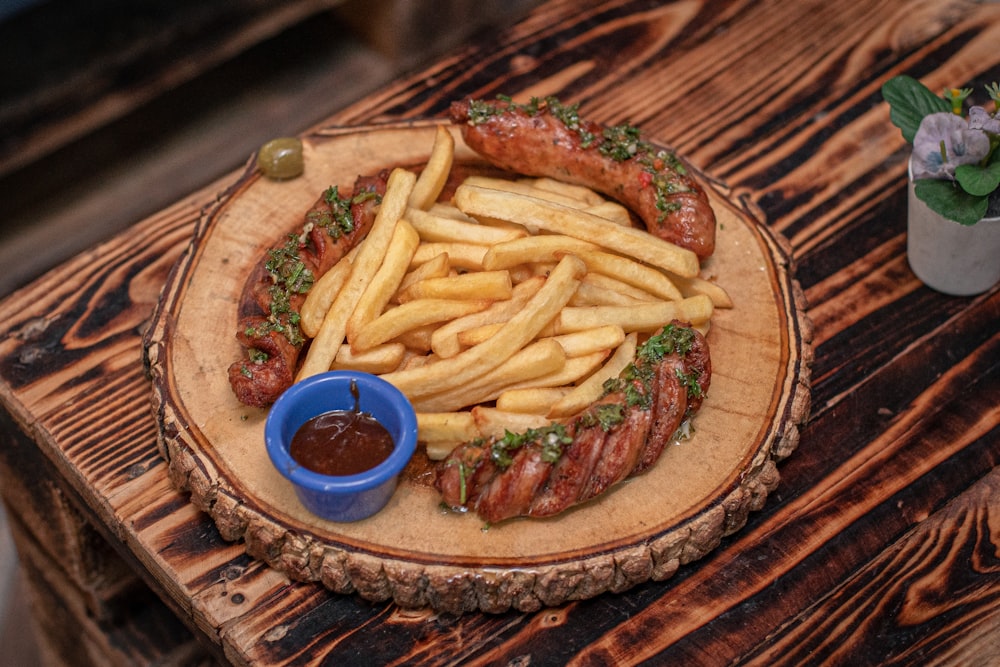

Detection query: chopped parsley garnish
xmin=305 ymin=185 xmax=380 ymax=240
xmin=638 ymin=323 xmax=697 ymax=361
xmin=600 ymin=323 xmax=703 ymax=408
xmin=676 ymin=368 xmax=704 ymax=400
xmin=490 ymin=424 xmax=572 ymax=469
xmin=577 ymin=402 xmax=626 ymax=431
xmin=248 ymin=184 xmax=380 ymax=351
xmin=255 ymin=234 xmax=313 ymax=346
xmin=600 ymin=123 xmax=642 ymax=161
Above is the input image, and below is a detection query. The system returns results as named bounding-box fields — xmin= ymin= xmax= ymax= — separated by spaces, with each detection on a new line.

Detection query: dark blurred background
xmin=0 ymin=0 xmax=540 ymax=296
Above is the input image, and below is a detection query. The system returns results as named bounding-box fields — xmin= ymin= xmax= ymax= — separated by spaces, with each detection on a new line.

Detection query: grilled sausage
xmin=450 ymin=97 xmax=716 ymax=259
xmin=228 ymin=171 xmax=388 ymax=407
xmin=435 ymin=322 xmax=711 ymax=523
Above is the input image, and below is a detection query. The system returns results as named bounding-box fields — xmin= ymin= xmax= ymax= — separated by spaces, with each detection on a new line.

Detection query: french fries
xmin=379 ymin=254 xmax=586 ymax=400
xmin=412 ymin=338 xmax=567 ymax=413
xmin=429 ymin=276 xmax=544 ymax=358
xmin=495 ymin=387 xmax=571 ymax=415
xmin=407 ymin=207 xmax=526 ymax=245
xmin=297 ymin=167 xmax=416 ymax=379
xmin=351 ymin=298 xmax=492 ymax=353
xmin=299 ymin=245 xmax=357 ymax=338
xmin=285 ymin=126 xmax=731 ymax=460
xmin=547 ymin=332 xmax=638 ymax=418
xmin=345 ymin=218 xmax=420 ymax=343
xmin=546 ymin=294 xmax=714 ymax=335
xmin=408 ymin=125 xmax=454 ymax=210
xmin=569 ymin=249 xmax=683 ymax=301
xmin=454 ymin=183 xmax=701 ymax=277
xmin=482 ymin=234 xmax=600 ymax=270
xmin=331 ymin=342 xmax=406 ymax=374
xmin=398 ymin=270 xmax=512 ymax=303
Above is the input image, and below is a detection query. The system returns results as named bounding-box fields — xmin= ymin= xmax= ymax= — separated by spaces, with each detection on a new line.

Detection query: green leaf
xmin=914 ymin=178 xmax=989 ymax=225
xmin=955 ymin=161 xmax=1000 ymax=197
xmin=882 ymin=75 xmax=951 ymax=143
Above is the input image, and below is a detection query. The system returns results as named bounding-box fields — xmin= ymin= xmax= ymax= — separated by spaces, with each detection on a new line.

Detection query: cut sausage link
xmin=435 ymin=321 xmax=711 ymax=523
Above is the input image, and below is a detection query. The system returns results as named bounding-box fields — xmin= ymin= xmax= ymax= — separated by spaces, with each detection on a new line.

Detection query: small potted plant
xmin=882 ymin=75 xmax=1000 ymax=295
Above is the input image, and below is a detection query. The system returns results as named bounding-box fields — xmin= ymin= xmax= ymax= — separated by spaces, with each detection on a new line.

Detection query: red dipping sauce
xmin=289 ymin=409 xmax=394 ymax=477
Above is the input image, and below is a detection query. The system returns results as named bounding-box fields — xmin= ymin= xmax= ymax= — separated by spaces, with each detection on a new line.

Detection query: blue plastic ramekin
xmin=264 ymin=371 xmax=418 ymax=522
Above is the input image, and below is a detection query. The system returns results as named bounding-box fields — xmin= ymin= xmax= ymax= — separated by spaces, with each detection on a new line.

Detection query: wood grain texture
xmin=0 ymin=0 xmax=998 ymax=664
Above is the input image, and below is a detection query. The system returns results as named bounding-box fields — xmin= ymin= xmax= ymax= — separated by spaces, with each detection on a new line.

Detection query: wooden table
xmin=1 ymin=0 xmax=998 ymax=664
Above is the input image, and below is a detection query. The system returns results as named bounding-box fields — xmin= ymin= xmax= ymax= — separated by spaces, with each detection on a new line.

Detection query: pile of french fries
xmin=295 ymin=126 xmax=731 ymax=459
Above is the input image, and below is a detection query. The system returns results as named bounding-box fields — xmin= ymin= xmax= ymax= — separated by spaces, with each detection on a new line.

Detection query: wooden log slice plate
xmin=143 ymin=119 xmax=812 ymax=615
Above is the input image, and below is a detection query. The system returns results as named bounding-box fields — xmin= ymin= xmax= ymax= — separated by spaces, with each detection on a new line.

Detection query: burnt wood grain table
xmin=1 ymin=0 xmax=998 ymax=664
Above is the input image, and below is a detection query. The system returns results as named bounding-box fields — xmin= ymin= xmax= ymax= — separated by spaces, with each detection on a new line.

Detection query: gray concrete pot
xmin=907 ymin=162 xmax=1000 ymax=296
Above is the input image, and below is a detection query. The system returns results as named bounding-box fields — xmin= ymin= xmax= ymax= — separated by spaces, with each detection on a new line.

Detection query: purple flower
xmin=911 ymin=112 xmax=990 ymax=180
xmin=968 ymin=106 xmax=1000 ymax=134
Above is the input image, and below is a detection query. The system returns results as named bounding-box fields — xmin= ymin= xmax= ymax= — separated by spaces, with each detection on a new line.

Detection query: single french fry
xmin=407 ymin=207 xmax=526 ymax=245
xmin=428 ymin=201 xmax=478 ymax=222
xmin=429 ymin=275 xmax=545 ymax=358
xmin=345 ymin=217 xmax=420 ymax=343
xmin=393 ymin=323 xmax=438 ymax=353
xmin=473 ymin=217 xmax=531 ymax=236
xmin=482 ymin=234 xmax=599 ymax=271
xmin=400 ymin=349 xmax=434 ymax=370
xmin=495 ymin=387 xmax=572 ymax=414
xmin=546 ymin=325 xmax=626 ymax=357
xmin=351 ymin=298 xmax=492 ymax=353
xmin=454 ymin=184 xmax=700 ymax=277
xmin=584 ymin=200 xmax=633 ymax=225
xmin=462 ymin=175 xmax=586 ymax=207
xmin=549 ymin=294 xmax=714 ymax=334
xmin=568 ymin=249 xmax=683 ymax=301
xmin=472 ymin=406 xmax=553 ymax=439
xmin=521 ymin=177 xmax=605 ymax=205
xmin=396 ymin=251 xmax=450 ymax=298
xmin=495 ymin=349 xmax=611 ymax=394
xmin=581 ymin=272 xmax=660 ymax=302
xmin=410 ymin=242 xmax=488 ymax=271
xmin=330 ymin=342 xmax=406 ymax=374
xmin=299 ymin=245 xmax=358 ymax=338
xmin=417 ymin=411 xmax=479 ymax=446
xmin=408 ymin=125 xmax=454 ymax=210
xmin=548 ymin=332 xmax=638 ymax=418
xmin=298 ymin=168 xmax=416 ymax=379
xmin=379 ymin=255 xmax=587 ymax=400
xmin=666 ymin=272 xmax=734 ymax=308
xmin=569 ymin=280 xmax=648 ymax=307
xmin=425 ymin=440 xmax=466 ymax=461
xmin=412 ymin=338 xmax=567 ymax=412
xmin=460 ymin=311 xmax=626 ymax=352
xmin=399 ymin=270 xmax=513 ymax=303
xmin=455 ymin=322 xmax=503 ymax=348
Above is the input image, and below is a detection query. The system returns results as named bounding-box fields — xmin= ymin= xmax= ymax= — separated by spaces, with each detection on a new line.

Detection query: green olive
xmin=257 ymin=137 xmax=304 ymax=180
